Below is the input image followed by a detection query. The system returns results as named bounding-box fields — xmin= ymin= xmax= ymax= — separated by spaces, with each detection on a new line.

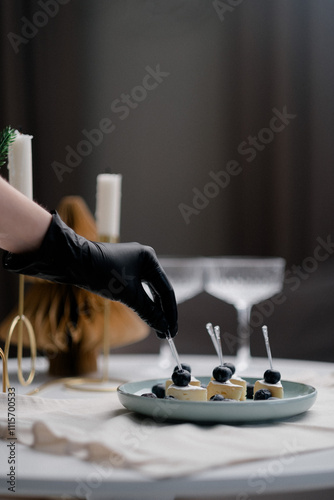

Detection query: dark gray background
xmin=1 ymin=0 xmax=333 ymax=361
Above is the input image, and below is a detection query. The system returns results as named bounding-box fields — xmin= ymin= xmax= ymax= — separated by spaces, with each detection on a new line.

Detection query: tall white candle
xmin=95 ymin=174 xmax=122 ymax=241
xmin=7 ymin=130 xmax=33 ymax=200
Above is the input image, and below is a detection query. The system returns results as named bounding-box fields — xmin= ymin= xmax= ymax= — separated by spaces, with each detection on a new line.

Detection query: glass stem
xmin=235 ymin=306 xmax=252 ymax=372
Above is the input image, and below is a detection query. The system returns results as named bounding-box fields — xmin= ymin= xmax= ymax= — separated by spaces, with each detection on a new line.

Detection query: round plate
xmin=117 ymin=377 xmax=317 ymax=423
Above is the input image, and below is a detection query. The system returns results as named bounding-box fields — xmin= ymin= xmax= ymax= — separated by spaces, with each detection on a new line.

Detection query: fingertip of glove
xmin=169 ymin=325 xmax=178 ymax=338
xmin=155 ymin=324 xmax=178 ymax=339
xmin=156 ymin=330 xmax=168 ymax=339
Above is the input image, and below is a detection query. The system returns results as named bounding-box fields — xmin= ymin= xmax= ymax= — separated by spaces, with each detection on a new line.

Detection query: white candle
xmin=7 ymin=130 xmax=33 ymax=200
xmin=95 ymin=174 xmax=122 ymax=240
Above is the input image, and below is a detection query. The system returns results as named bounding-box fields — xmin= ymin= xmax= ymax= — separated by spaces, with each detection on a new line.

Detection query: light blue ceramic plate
xmin=117 ymin=377 xmax=317 ymax=424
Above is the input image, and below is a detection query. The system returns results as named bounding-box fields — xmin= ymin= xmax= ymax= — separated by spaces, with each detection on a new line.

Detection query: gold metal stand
xmin=4 ymin=274 xmax=37 ymax=390
xmin=102 ymin=296 xmax=110 ymax=381
xmin=0 ymin=348 xmax=7 ymax=393
xmin=3 ymin=236 xmax=123 ymax=396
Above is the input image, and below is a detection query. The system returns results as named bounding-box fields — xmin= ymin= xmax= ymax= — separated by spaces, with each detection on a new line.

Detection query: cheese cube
xmin=230 ymin=376 xmax=247 ymax=401
xmin=166 ymin=384 xmax=207 ymax=401
xmin=254 ymin=379 xmax=284 ymax=399
xmin=207 ymin=380 xmax=243 ymax=401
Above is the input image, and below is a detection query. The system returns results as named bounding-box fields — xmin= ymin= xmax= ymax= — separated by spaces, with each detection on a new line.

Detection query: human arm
xmin=0 ymin=176 xmax=52 ymax=253
xmin=0 ymin=177 xmax=177 ymax=337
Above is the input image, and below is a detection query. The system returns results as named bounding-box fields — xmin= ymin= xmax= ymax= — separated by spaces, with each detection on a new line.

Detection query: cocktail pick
xmin=165 ymin=332 xmax=182 ymax=371
xmin=213 ymin=325 xmax=224 ymax=366
xmin=261 ymin=325 xmax=281 ymax=384
xmin=262 ymin=325 xmax=274 ymax=370
xmin=206 ymin=322 xmax=220 ymax=357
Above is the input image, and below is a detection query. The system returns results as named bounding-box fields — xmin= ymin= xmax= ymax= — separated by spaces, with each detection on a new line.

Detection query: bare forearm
xmin=0 ymin=176 xmax=52 ymax=253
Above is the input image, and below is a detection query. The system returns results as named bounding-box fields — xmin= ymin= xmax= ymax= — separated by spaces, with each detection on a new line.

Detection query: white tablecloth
xmin=1 ymin=355 xmax=334 ymax=499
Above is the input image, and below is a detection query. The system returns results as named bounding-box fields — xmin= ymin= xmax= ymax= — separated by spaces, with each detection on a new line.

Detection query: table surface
xmin=1 ymin=354 xmax=334 ymax=500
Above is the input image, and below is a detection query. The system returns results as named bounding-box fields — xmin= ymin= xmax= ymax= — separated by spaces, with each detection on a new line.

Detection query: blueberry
xmin=210 ymin=394 xmax=225 ymax=401
xmin=173 ymin=363 xmax=191 ymax=374
xmin=151 ymin=383 xmax=165 ymax=399
xmin=264 ymin=369 xmax=281 ymax=384
xmin=172 ymin=369 xmax=191 ymax=387
xmin=212 ymin=365 xmax=232 ymax=383
xmin=141 ymin=392 xmax=157 ymax=398
xmin=164 ymin=395 xmax=175 ymax=400
xmin=246 ymin=383 xmax=254 ymax=399
xmin=210 ymin=395 xmax=233 ymax=401
xmin=223 ymin=362 xmax=236 ymax=375
xmin=254 ymin=389 xmax=272 ymax=400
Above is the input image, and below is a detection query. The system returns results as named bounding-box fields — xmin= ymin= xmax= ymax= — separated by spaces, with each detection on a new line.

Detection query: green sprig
xmin=0 ymin=126 xmax=17 ymax=167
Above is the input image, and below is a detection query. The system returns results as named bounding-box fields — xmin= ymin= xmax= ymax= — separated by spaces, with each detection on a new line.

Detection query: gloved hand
xmin=2 ymin=211 xmax=178 ymax=338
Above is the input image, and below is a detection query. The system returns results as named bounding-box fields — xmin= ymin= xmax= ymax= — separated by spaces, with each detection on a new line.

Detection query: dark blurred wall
xmin=1 ymin=0 xmax=334 ymax=361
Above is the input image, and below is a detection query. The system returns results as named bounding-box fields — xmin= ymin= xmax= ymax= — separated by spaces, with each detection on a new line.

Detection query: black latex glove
xmin=2 ymin=211 xmax=178 ymax=338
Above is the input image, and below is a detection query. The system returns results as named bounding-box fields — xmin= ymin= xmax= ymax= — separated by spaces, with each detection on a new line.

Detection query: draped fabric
xmin=1 ymin=0 xmax=334 ymax=360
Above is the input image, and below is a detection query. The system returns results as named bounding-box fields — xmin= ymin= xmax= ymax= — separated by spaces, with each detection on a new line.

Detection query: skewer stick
xmin=213 ymin=325 xmax=224 ymax=366
xmin=262 ymin=325 xmax=274 ymax=370
xmin=206 ymin=322 xmax=220 ymax=357
xmin=166 ymin=332 xmax=182 ymax=371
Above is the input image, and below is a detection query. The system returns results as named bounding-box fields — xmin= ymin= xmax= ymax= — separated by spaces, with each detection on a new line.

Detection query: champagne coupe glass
xmin=157 ymin=257 xmax=204 ymax=369
xmin=204 ymin=257 xmax=286 ymax=372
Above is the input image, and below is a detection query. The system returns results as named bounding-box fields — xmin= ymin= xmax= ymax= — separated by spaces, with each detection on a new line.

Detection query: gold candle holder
xmin=4 ymin=274 xmax=37 ymax=390
xmin=102 ymin=296 xmax=110 ymax=382
xmin=26 ymin=231 xmax=125 ymax=396
xmin=0 ymin=348 xmax=7 ymax=393
xmin=99 ymin=234 xmax=118 ymax=382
